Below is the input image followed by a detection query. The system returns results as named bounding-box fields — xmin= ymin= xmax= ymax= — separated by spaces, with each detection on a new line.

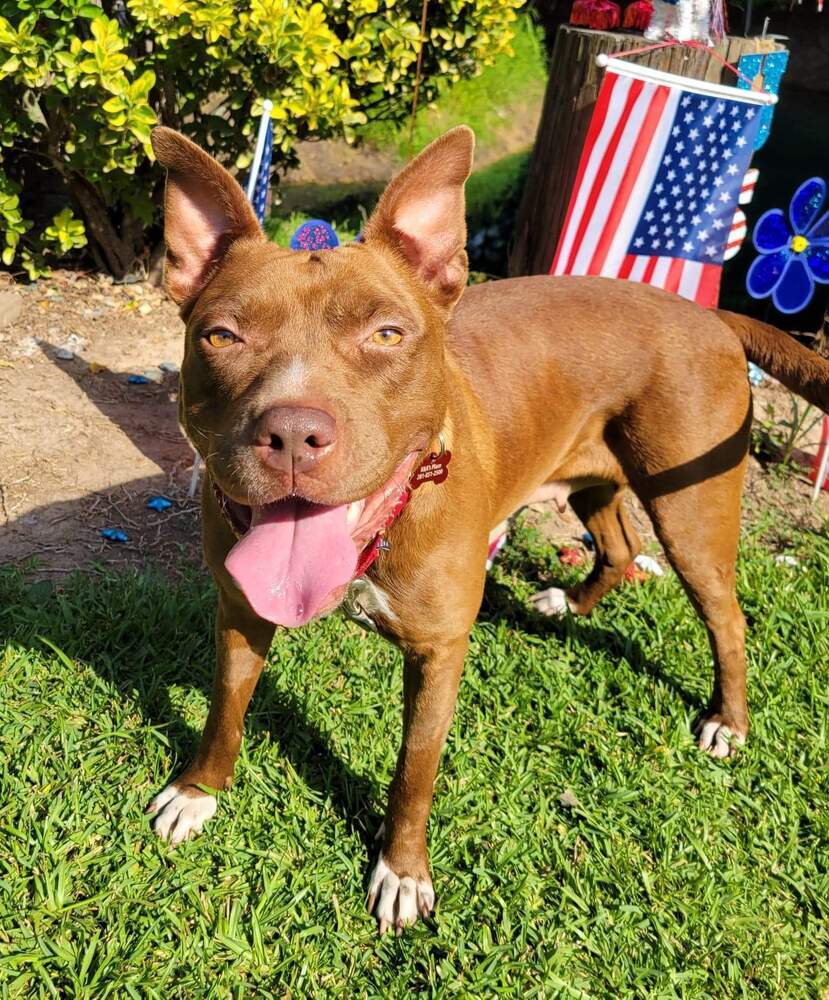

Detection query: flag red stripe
xmin=619 ymin=254 xmax=635 ymax=279
xmin=587 ymin=84 xmax=671 ymax=276
xmin=551 ymin=73 xmax=620 ymax=274
xmin=664 ymin=257 xmax=685 ymax=294
xmin=695 ymin=263 xmax=721 ymax=307
xmin=642 ymin=256 xmax=658 ymax=284
xmin=564 ymin=78 xmax=644 ymax=275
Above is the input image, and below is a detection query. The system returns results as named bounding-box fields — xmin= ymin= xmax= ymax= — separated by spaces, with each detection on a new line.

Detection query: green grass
xmin=361 ymin=15 xmax=547 ymax=158
xmin=1 ymin=517 xmax=828 ymax=997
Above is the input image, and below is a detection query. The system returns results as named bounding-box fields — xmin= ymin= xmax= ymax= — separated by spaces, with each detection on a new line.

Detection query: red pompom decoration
xmin=622 ymin=0 xmax=653 ymax=29
xmin=558 ymin=546 xmax=586 ymax=566
xmin=570 ymin=0 xmax=622 ymax=29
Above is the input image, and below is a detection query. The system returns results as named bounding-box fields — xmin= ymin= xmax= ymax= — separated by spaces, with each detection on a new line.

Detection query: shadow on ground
xmin=3 ymin=543 xmax=706 ymax=857
xmin=2 ymin=342 xmax=200 ymax=575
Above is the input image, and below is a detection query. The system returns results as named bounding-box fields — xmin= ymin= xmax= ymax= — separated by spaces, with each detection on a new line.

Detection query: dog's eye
xmin=372 ymin=328 xmax=403 ymax=346
xmin=206 ymin=330 xmax=238 ymax=349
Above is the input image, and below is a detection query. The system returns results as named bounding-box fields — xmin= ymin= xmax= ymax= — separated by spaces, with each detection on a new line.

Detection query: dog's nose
xmin=255 ymin=406 xmax=337 ymax=473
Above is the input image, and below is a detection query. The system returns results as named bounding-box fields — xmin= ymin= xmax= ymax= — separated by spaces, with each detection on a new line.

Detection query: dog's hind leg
xmin=634 ymin=464 xmax=749 ymax=758
xmin=531 ymin=483 xmax=641 ymax=617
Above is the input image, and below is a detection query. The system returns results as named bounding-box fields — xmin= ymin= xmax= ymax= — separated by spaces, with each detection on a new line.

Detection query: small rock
xmin=46 ymin=292 xmax=65 ymax=303
xmin=17 ymin=336 xmax=41 ymax=357
xmin=559 ymin=789 xmax=580 ymax=809
xmin=142 ymin=366 xmax=164 ymax=384
xmin=634 ymin=554 xmax=664 ymax=576
xmin=138 ymin=302 xmax=152 ymax=316
xmin=55 ymin=347 xmax=74 ymax=361
xmin=0 ymin=290 xmax=23 ymax=329
xmin=64 ymin=332 xmax=85 ymax=350
xmin=159 ymin=361 xmax=179 ymax=374
xmin=775 ymin=554 xmax=799 ymax=567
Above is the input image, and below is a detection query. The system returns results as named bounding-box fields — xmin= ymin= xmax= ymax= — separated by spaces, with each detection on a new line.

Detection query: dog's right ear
xmin=151 ymin=127 xmax=263 ymax=306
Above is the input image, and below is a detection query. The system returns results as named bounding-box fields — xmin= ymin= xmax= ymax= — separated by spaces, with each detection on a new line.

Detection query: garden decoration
xmin=644 ymin=0 xmax=721 ymax=42
xmin=245 ymin=100 xmax=274 ymax=226
xmin=736 ymin=51 xmax=789 ymax=151
xmin=811 ymin=416 xmax=829 ymax=500
xmin=552 ymin=47 xmax=777 ymax=308
xmin=723 ymin=167 xmax=758 ymax=262
xmin=623 ymin=0 xmax=654 ymax=29
xmin=570 ymin=0 xmax=622 ymax=29
xmin=290 ymin=220 xmax=340 ymax=251
xmin=747 ymin=177 xmax=829 ymax=314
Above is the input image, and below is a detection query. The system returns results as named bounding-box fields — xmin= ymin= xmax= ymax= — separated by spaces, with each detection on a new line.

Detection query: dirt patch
xmin=0 ymin=271 xmax=200 ymax=577
xmin=2 ymin=272 xmax=827 ymax=580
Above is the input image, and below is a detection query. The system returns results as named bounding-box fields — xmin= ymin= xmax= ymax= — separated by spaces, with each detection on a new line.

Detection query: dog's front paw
xmin=366 ymin=855 xmax=435 ymax=936
xmin=694 ymin=713 xmax=746 ymax=758
xmin=530 ymin=586 xmax=572 ymax=617
xmin=146 ymin=783 xmax=217 ymax=846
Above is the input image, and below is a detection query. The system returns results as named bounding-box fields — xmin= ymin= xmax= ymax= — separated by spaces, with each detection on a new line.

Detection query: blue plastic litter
xmin=146 ymin=495 xmax=173 ymax=512
xmin=101 ymin=528 xmax=129 ymax=543
xmin=582 ymin=532 xmax=595 ymax=549
xmin=127 ymin=374 xmax=149 ymax=384
xmin=748 ymin=362 xmax=766 ymax=386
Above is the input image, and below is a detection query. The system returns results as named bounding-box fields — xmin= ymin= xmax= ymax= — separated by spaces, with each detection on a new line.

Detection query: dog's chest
xmin=342 ymin=576 xmax=397 ymax=632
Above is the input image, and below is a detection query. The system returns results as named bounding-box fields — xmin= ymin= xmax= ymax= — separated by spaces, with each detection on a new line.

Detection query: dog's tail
xmin=718 ymin=309 xmax=829 ymax=412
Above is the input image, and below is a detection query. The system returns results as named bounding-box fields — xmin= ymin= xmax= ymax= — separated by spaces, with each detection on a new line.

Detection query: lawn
xmin=1 ymin=516 xmax=827 ymax=997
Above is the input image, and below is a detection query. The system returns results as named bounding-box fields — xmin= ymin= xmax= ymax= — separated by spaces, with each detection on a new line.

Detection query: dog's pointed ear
xmin=151 ymin=127 xmax=264 ymax=306
xmin=363 ymin=126 xmax=474 ymax=311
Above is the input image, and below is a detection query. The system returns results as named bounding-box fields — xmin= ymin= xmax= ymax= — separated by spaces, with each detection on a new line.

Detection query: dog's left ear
xmin=151 ymin=127 xmax=264 ymax=307
xmin=364 ymin=126 xmax=474 ymax=311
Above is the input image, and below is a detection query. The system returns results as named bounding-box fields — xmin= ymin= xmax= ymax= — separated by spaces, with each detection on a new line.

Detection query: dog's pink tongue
xmin=224 ymin=500 xmax=357 ymax=627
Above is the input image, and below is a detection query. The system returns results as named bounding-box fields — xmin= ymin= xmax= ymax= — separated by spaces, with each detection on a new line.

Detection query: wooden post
xmin=509 ymin=27 xmax=785 ymax=277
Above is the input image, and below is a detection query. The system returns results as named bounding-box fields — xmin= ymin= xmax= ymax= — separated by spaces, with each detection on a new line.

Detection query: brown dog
xmin=146 ymin=125 xmax=829 ymax=934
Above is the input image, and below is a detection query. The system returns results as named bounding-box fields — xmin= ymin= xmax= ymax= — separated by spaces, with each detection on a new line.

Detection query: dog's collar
xmin=353 ymin=434 xmax=451 ymax=578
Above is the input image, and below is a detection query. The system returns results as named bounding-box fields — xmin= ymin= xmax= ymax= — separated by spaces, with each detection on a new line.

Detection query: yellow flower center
xmin=791 ymin=235 xmax=809 ymax=253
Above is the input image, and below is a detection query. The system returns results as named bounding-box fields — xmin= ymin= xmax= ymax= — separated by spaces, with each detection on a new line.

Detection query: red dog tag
xmin=410 ymin=450 xmax=451 ymax=489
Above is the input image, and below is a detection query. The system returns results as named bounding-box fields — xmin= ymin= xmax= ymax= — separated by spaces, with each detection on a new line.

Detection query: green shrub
xmin=0 ymin=0 xmax=522 ymax=278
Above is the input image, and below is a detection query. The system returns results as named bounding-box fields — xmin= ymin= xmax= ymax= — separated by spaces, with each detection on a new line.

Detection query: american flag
xmin=551 ymin=63 xmax=764 ymax=307
xmin=247 ymin=115 xmax=273 ymax=225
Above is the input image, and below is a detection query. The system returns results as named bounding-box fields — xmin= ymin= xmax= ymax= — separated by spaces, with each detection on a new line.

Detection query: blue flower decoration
xmin=747 ymin=177 xmax=829 ymax=314
xmin=289 ymin=219 xmax=339 ymax=251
